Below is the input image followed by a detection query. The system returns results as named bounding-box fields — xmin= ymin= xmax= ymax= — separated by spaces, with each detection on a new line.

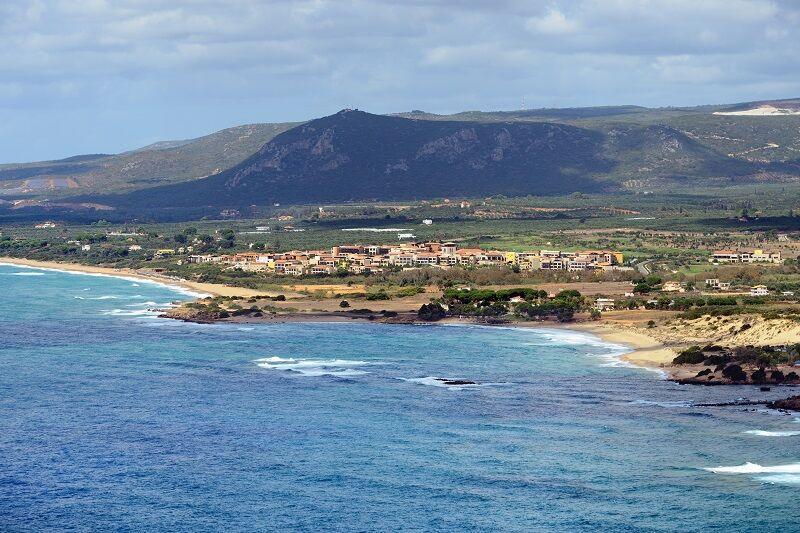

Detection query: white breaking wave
xmin=537 ymin=329 xmax=626 ymax=349
xmin=400 ymin=376 xmax=509 ymax=391
xmin=441 ymin=323 xmax=667 ymax=378
xmin=101 ymin=308 xmax=161 ymax=317
xmin=254 ymin=356 xmax=374 ymax=377
xmin=5 ymin=271 xmax=45 ymax=276
xmin=539 ymin=330 xmax=668 ymax=378
xmin=125 ymin=301 xmax=160 ymax=307
xmin=744 ymin=430 xmax=800 ymax=437
xmin=705 ymin=462 xmax=800 ymax=474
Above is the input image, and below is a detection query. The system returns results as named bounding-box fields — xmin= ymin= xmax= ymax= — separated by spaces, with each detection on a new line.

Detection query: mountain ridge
xmin=2 ymin=98 xmax=800 ymax=221
xmin=99 ymin=109 xmax=616 ymax=211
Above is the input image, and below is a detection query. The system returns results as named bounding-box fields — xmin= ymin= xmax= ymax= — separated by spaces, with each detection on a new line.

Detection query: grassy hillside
xmin=0 ymin=121 xmax=300 ymax=197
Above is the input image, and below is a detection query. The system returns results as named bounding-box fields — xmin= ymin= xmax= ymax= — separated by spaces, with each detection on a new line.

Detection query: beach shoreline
xmin=0 ymin=256 xmax=275 ymax=298
xmin=449 ymin=318 xmax=676 ymax=371
xmin=0 ymin=256 xmax=676 ymax=372
xmin=557 ymin=322 xmax=677 ymax=368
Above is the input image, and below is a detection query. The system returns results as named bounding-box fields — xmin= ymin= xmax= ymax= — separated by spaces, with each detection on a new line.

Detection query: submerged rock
xmin=436 ymin=378 xmax=476 ymax=386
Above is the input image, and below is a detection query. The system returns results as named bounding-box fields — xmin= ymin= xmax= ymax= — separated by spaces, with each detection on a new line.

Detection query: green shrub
xmin=751 ymin=368 xmax=767 ymax=384
xmin=722 ymin=364 xmax=747 ymax=381
xmin=396 ymin=286 xmax=424 ymax=298
xmin=366 ymin=290 xmax=390 ymax=301
xmin=673 ymin=346 xmax=705 ymax=365
xmin=418 ymin=303 xmax=446 ymax=321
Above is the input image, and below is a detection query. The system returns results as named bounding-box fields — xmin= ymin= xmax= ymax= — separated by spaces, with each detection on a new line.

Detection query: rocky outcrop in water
xmin=767 ymin=396 xmax=800 ymax=411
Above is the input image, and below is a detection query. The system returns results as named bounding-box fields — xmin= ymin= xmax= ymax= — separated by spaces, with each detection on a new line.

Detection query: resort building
xmin=594 ymin=298 xmax=616 ymax=311
xmin=710 ymin=249 xmax=782 ymax=264
xmin=185 ymin=242 xmax=625 ymax=277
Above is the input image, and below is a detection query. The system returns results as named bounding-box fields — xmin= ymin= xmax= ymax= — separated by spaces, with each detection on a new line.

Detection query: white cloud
xmin=525 ymin=8 xmax=579 ymax=35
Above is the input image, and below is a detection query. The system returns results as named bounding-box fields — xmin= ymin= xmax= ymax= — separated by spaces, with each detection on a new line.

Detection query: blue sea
xmin=1 ymin=263 xmax=800 ymax=531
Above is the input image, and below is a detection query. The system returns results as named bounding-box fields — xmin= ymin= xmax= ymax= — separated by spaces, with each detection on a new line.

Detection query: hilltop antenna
xmin=521 ymin=96 xmax=526 ymax=110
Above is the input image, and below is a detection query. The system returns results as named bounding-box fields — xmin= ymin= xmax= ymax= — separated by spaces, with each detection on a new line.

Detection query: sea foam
xmin=101 ymin=308 xmax=162 ymax=317
xmin=399 ymin=376 xmax=509 ymax=391
xmin=744 ymin=430 xmax=800 ymax=437
xmin=254 ymin=356 xmax=373 ymax=377
xmin=446 ymin=324 xmax=667 ymax=377
xmin=705 ymin=462 xmax=800 ymax=474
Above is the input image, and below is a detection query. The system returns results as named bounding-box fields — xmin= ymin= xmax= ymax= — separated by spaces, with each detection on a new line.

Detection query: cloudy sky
xmin=1 ymin=0 xmax=799 ymax=162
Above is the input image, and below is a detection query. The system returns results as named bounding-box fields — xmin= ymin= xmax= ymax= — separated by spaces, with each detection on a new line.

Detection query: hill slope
xmin=106 ymin=109 xmax=616 ymax=210
xmin=0 ymin=122 xmax=300 ymax=197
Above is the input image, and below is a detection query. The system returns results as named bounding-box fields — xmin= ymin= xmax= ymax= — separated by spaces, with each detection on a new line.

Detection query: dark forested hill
xmin=104 ymin=109 xmax=616 ymax=209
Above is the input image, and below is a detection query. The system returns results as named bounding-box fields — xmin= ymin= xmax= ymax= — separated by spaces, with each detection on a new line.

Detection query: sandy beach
xmin=0 ymin=257 xmax=277 ymax=298
xmin=564 ymin=323 xmax=677 ymax=367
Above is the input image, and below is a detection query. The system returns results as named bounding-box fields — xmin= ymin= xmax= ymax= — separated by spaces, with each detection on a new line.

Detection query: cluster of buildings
xmin=706 ymin=279 xmax=795 ymax=297
xmin=186 ymin=242 xmax=626 ymax=276
xmin=595 ymin=283 xmax=793 ymax=312
xmin=710 ymin=249 xmax=782 ymax=264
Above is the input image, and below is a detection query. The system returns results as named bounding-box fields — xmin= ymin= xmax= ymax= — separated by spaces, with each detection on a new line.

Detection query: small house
xmin=750 ymin=285 xmax=769 ymax=297
xmin=595 ymin=298 xmax=616 ymax=311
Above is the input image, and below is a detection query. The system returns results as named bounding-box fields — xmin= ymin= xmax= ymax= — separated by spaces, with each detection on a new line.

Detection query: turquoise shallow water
xmin=1 ymin=263 xmax=800 ymax=531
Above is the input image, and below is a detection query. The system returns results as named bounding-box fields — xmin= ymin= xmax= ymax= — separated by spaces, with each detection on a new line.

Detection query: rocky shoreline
xmin=667 ymin=344 xmax=800 ymax=386
xmin=160 ymin=298 xmax=522 ymax=327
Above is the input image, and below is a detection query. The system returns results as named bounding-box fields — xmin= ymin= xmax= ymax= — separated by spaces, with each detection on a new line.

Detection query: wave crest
xmin=254 ymin=356 xmax=374 ymax=377
xmin=705 ymin=462 xmax=800 ymax=474
xmin=744 ymin=430 xmax=800 ymax=437
xmin=399 ymin=376 xmax=509 ymax=391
